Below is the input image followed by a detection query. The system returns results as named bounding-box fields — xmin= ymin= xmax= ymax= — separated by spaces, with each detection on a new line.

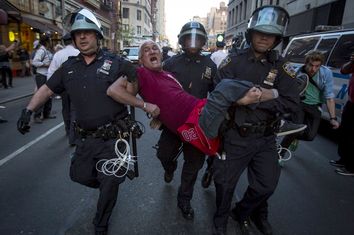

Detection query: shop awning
xmin=21 ymin=16 xmax=47 ymax=32
xmin=46 ymin=23 xmax=62 ymax=34
xmin=21 ymin=15 xmax=62 ymax=34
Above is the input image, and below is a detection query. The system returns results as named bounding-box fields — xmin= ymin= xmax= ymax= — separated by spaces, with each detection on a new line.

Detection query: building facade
xmin=120 ymin=0 xmax=153 ymax=47
xmin=155 ymin=0 xmax=167 ymax=45
xmin=225 ymin=0 xmax=353 ymax=48
xmin=0 ymin=0 xmax=122 ymax=74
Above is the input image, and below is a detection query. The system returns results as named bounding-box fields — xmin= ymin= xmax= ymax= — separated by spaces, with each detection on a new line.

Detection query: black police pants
xmin=34 ymin=73 xmax=52 ymax=118
xmin=281 ymin=102 xmax=322 ymax=149
xmin=338 ymin=101 xmax=354 ymax=172
xmin=157 ymin=128 xmax=205 ymax=204
xmin=1 ymin=66 xmax=12 ymax=88
xmin=61 ymin=91 xmax=77 ymax=145
xmin=213 ymin=132 xmax=280 ymax=229
xmin=70 ymin=137 xmax=126 ymax=231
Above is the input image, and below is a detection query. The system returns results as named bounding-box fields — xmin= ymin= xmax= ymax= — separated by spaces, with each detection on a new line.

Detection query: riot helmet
xmin=178 ymin=21 xmax=207 ymax=51
xmin=63 ymin=8 xmax=103 ymax=39
xmin=245 ymin=5 xmax=289 ymax=48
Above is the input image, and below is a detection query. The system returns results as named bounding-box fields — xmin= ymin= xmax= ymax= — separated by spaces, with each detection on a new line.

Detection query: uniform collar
xmin=183 ymin=52 xmax=202 ymax=63
xmin=76 ymin=49 xmax=104 ymax=63
xmin=247 ymin=48 xmax=268 ymax=64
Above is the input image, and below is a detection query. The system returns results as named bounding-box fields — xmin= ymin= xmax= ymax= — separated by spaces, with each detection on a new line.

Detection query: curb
xmin=0 ymin=93 xmax=33 ymax=105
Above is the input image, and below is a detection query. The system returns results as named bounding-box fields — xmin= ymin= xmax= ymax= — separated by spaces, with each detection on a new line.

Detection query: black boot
xmin=230 ymin=207 xmax=254 ymax=235
xmin=164 ymin=171 xmax=174 ymax=183
xmin=250 ymin=214 xmax=273 ymax=235
xmin=177 ymin=201 xmax=194 ymax=220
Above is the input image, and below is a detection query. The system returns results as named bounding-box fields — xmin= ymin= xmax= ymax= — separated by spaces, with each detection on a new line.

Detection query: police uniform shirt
xmin=218 ymin=49 xmax=300 ymax=123
xmin=163 ymin=53 xmax=217 ymax=99
xmin=46 ymin=49 xmax=137 ymax=129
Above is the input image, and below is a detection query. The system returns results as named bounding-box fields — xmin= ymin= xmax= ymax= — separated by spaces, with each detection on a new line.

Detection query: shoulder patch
xmin=218 ymin=56 xmax=231 ymax=69
xmin=282 ymin=62 xmax=296 ymax=78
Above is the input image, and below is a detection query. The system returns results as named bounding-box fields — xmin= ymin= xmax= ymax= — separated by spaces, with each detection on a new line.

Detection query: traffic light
xmin=216 ymin=33 xmax=225 ymax=43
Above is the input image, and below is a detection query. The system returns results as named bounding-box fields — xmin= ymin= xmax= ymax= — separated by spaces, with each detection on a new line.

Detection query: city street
xmin=0 ymin=81 xmax=354 ymax=235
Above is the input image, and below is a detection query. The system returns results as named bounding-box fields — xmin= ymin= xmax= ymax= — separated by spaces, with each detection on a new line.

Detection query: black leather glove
xmin=17 ymin=108 xmax=32 ymax=135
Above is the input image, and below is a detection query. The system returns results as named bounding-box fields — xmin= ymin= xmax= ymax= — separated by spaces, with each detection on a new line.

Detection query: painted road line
xmin=0 ymin=122 xmax=64 ymax=167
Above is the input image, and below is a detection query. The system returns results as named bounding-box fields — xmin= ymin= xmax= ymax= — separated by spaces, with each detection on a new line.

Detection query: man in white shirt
xmin=48 ymin=33 xmax=79 ymax=145
xmin=32 ymin=35 xmax=54 ymax=123
xmin=210 ymin=41 xmax=228 ymax=68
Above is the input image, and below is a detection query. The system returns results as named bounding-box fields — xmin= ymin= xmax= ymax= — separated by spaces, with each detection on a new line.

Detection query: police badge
xmin=263 ymin=69 xmax=278 ymax=86
xmin=282 ymin=62 xmax=296 ymax=78
xmin=202 ymin=66 xmax=212 ymax=80
xmin=218 ymin=56 xmax=231 ymax=69
xmin=98 ymin=59 xmax=112 ymax=75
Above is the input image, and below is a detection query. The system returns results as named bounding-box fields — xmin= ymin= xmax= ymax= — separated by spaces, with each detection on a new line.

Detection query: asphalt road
xmin=0 ymin=97 xmax=353 ymax=235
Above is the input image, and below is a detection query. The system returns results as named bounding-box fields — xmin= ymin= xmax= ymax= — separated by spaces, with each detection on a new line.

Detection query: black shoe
xmin=335 ymin=167 xmax=354 ymax=176
xmin=230 ymin=207 xmax=254 ymax=235
xmin=95 ymin=226 xmax=107 ymax=235
xmin=275 ymin=121 xmax=307 ymax=137
xmin=250 ymin=215 xmax=273 ymax=235
xmin=95 ymin=231 xmax=107 ymax=235
xmin=238 ymin=219 xmax=254 ymax=235
xmin=43 ymin=115 xmax=56 ymax=119
xmin=164 ymin=171 xmax=174 ymax=183
xmin=201 ymin=168 xmax=213 ymax=188
xmin=329 ymin=159 xmax=345 ymax=168
xmin=0 ymin=118 xmax=7 ymax=123
xmin=177 ymin=201 xmax=194 ymax=220
xmin=34 ymin=117 xmax=43 ymax=124
xmin=212 ymin=226 xmax=226 ymax=235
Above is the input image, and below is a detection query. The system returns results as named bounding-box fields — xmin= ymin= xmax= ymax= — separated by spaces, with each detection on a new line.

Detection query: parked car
xmin=282 ymin=28 xmax=354 ymax=121
xmin=122 ymin=47 xmax=139 ymax=64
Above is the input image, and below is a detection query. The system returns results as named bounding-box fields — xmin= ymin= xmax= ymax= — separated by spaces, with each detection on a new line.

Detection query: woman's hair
xmin=305 ymin=50 xmax=325 ymax=64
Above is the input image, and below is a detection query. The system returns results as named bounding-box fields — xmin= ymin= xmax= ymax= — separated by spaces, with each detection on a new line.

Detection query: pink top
xmin=137 ymin=66 xmax=199 ymax=133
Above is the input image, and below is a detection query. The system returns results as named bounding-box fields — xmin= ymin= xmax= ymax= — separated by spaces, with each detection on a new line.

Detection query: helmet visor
xmin=180 ymin=29 xmax=206 ymax=49
xmin=63 ymin=8 xmax=102 ymax=33
xmin=248 ymin=6 xmax=289 ymax=35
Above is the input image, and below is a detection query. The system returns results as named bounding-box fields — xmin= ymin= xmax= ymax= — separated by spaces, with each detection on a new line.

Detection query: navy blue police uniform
xmin=46 ymin=49 xmax=137 ymax=232
xmin=157 ymin=52 xmax=217 ymax=215
xmin=213 ymin=48 xmax=300 ymax=230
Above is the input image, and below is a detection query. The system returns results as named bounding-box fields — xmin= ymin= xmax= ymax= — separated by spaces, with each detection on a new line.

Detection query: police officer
xmin=156 ymin=21 xmax=217 ymax=220
xmin=161 ymin=46 xmax=171 ymax=62
xmin=212 ymin=6 xmax=300 ymax=235
xmin=17 ymin=8 xmax=137 ymax=235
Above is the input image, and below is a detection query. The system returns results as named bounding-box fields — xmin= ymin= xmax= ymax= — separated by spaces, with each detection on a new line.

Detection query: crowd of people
xmin=12 ymin=5 xmax=353 ymax=235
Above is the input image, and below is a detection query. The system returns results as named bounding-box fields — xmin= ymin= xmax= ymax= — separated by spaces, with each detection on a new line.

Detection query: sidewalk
xmin=0 ymin=76 xmax=35 ymax=104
